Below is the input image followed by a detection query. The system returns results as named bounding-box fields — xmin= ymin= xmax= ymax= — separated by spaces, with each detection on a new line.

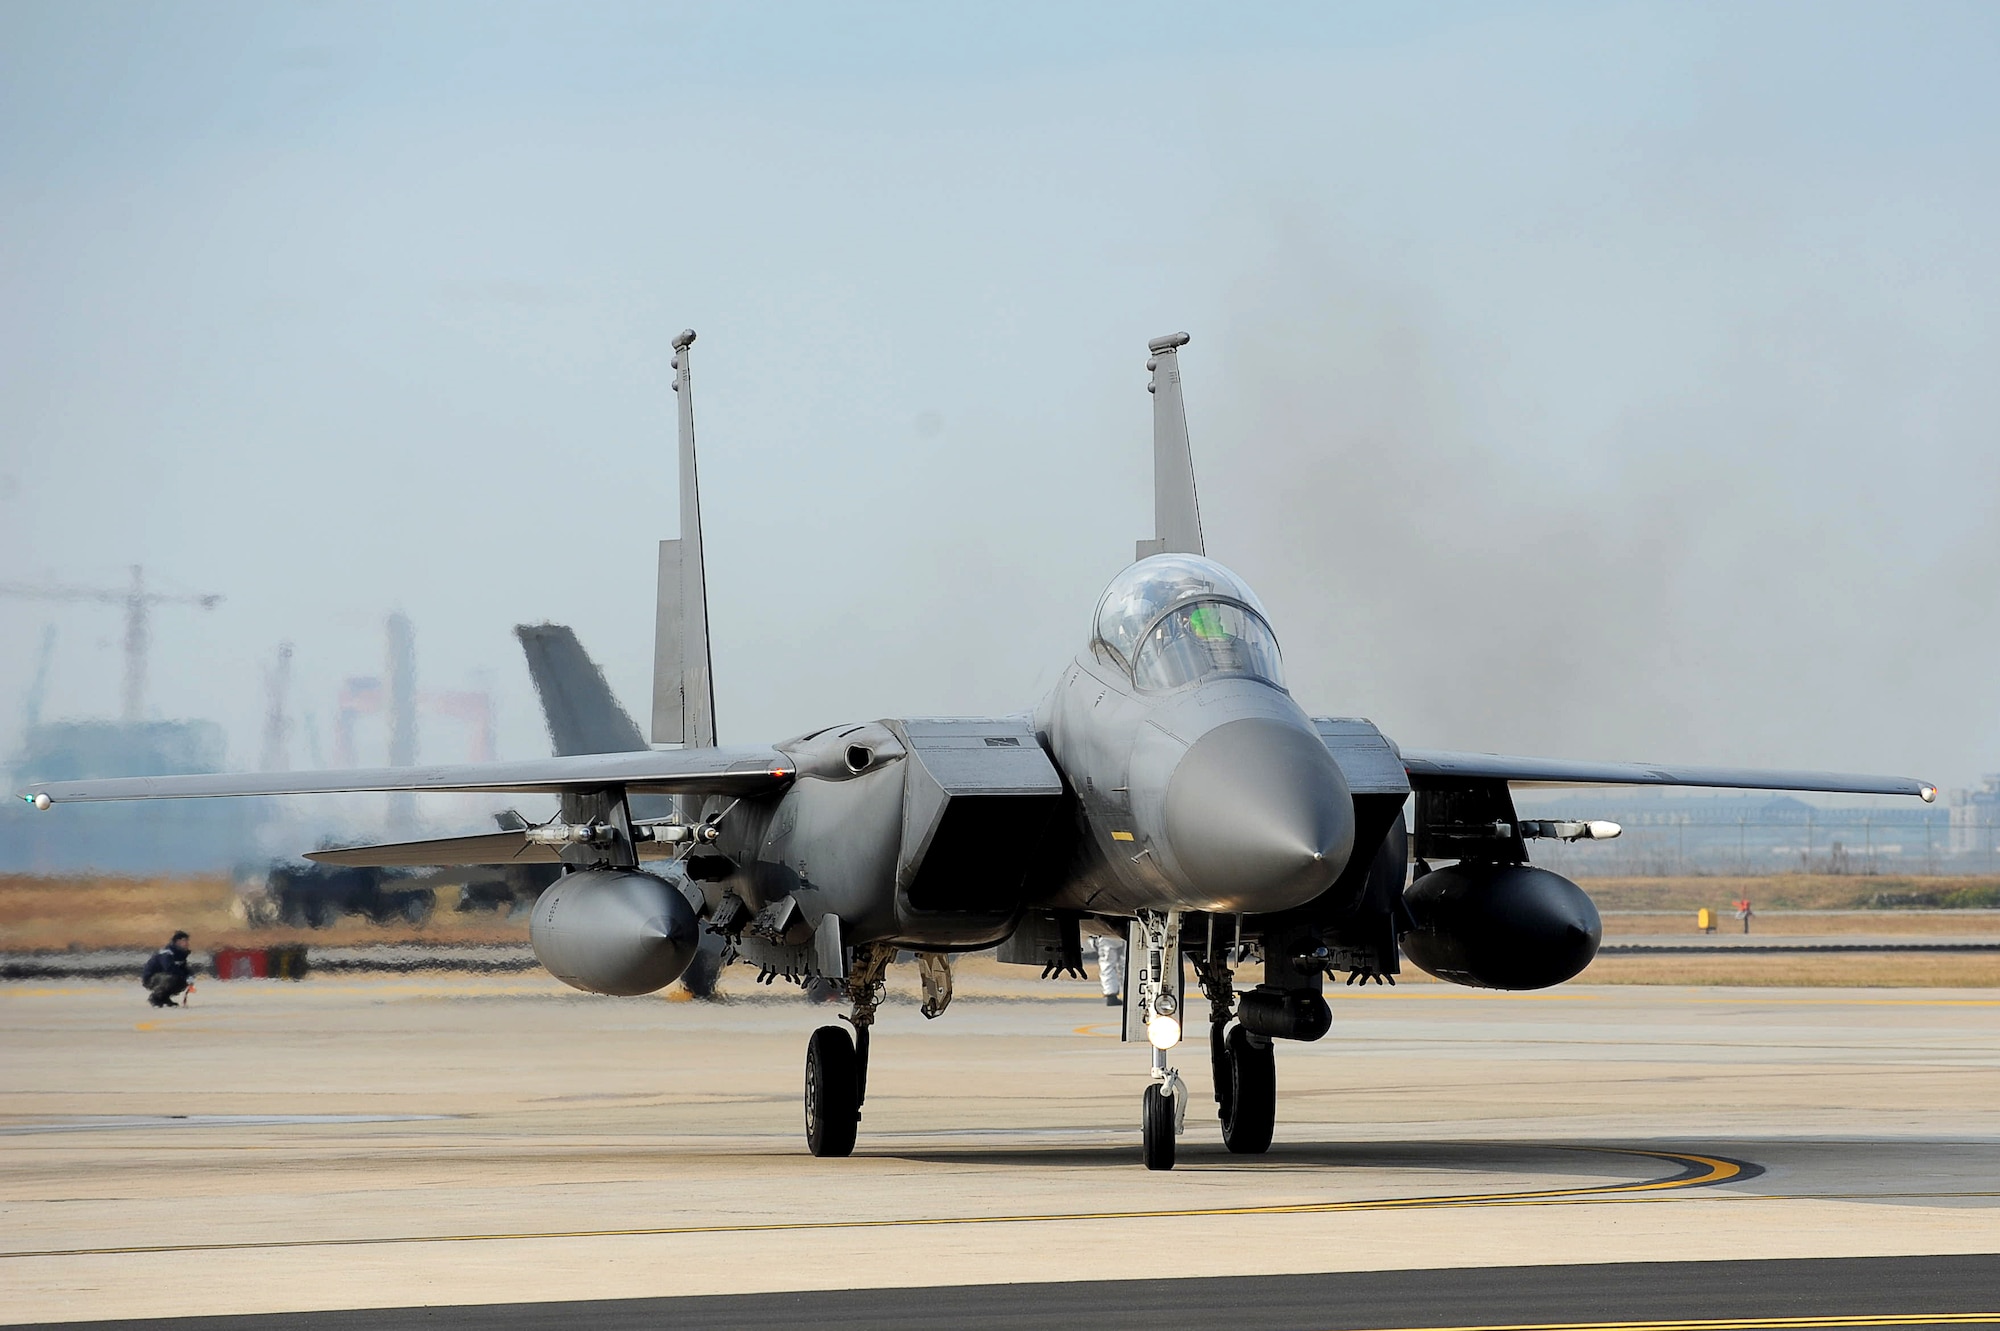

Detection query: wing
xmin=1398 ymin=748 xmax=1936 ymax=801
xmin=21 ymin=745 xmax=795 ymax=806
xmin=307 ymin=831 xmax=565 ymax=867
xmin=304 ymin=830 xmax=684 ymax=867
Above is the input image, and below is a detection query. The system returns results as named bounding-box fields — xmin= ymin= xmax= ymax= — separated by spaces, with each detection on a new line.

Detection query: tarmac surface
xmin=4 ymin=967 xmax=1998 ymax=1327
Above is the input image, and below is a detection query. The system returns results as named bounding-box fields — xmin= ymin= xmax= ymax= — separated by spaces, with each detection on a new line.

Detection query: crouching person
xmin=142 ymin=931 xmax=195 ymax=1008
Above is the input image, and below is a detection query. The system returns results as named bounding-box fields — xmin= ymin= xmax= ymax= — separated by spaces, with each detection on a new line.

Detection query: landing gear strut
xmin=1132 ymin=910 xmax=1187 ymax=1171
xmin=1195 ymin=919 xmax=1275 ymax=1154
xmin=803 ymin=941 xmax=894 ymax=1159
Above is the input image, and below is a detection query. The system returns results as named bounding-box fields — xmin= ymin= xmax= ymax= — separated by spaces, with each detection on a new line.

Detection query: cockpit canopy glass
xmin=1092 ymin=554 xmax=1285 ymax=691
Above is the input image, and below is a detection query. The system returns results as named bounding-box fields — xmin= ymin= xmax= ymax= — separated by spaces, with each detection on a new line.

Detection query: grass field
xmin=6 ymin=873 xmax=2000 ymax=987
xmin=0 ymin=874 xmax=530 ymax=952
xmin=1576 ymin=873 xmax=2000 ymax=911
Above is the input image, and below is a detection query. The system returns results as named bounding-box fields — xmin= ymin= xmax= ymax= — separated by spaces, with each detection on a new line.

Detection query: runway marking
xmin=1346 ymin=990 xmax=2000 ymax=1009
xmin=0 ymin=1146 xmax=1748 ymax=1261
xmin=0 ymin=1114 xmax=452 ymax=1136
xmin=1345 ymin=1317 xmax=2000 ymax=1331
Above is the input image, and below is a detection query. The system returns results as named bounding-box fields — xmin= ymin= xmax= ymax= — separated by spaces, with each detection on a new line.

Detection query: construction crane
xmin=21 ymin=625 xmax=55 ymax=730
xmin=0 ymin=566 xmax=222 ymax=723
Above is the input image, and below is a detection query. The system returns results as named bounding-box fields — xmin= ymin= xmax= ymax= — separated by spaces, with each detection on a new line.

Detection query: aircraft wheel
xmin=1141 ymin=1084 xmax=1176 ymax=1171
xmin=1210 ymin=1020 xmax=1234 ymax=1124
xmin=804 ymin=1025 xmax=860 ymax=1158
xmin=1222 ymin=1025 xmax=1275 ymax=1154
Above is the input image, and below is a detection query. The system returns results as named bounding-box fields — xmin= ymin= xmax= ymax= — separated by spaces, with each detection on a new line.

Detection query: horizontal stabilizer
xmin=306 ymin=830 xmax=680 ymax=868
xmin=23 ymin=745 xmax=795 ymax=806
xmin=1400 ymin=748 xmax=1936 ymax=801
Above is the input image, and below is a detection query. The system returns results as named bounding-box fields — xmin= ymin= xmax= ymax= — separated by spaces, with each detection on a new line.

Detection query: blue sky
xmin=2 ymin=1 xmax=1996 ymax=826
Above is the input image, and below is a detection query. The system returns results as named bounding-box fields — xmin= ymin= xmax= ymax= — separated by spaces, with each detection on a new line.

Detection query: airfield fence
xmin=1526 ymin=811 xmax=1999 ymax=880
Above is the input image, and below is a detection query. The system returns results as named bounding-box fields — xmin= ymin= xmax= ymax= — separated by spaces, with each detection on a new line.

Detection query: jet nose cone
xmin=1162 ymin=717 xmax=1354 ymax=912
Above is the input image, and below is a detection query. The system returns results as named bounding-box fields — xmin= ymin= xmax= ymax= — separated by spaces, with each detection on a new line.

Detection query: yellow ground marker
xmin=0 ymin=1147 xmax=1742 ymax=1261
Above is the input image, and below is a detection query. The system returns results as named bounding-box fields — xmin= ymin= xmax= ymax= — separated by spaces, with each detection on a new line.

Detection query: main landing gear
xmin=1216 ymin=1024 xmax=1275 ymax=1153
xmin=1196 ymin=926 xmax=1276 ymax=1156
xmin=804 ymin=1025 xmax=860 ymax=1157
xmin=803 ymin=942 xmax=890 ymax=1158
xmin=803 ymin=944 xmax=958 ymax=1158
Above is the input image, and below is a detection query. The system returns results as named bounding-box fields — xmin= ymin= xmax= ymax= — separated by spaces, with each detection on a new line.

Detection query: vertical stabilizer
xmin=517 ymin=623 xmax=671 ymax=822
xmin=651 ymin=329 xmax=717 ymax=748
xmin=1138 ymin=331 xmax=1205 ymax=561
xmin=517 ymin=624 xmax=648 ymax=757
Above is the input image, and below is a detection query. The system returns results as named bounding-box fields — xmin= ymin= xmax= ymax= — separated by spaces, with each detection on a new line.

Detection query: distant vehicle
xmin=452 ymin=811 xmax=561 ymax=916
xmin=261 ymin=860 xmax=435 ymax=929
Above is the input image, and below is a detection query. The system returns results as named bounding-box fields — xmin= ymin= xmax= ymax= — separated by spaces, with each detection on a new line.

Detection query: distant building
xmin=3 ymin=719 xmax=263 ymax=875
xmin=1949 ymin=776 xmax=2000 ymax=857
xmin=1515 ymin=787 xmax=1960 ymax=876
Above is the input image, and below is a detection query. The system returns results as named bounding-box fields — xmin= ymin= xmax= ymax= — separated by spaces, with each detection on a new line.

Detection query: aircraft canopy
xmin=1092 ymin=554 xmax=1284 ymax=690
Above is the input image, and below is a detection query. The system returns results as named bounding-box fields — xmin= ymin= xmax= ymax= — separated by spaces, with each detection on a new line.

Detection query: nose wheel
xmin=1141 ymin=1081 xmax=1178 ymax=1170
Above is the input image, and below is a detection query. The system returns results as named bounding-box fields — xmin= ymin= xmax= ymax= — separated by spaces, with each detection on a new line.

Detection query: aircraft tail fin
xmin=1138 ymin=331 xmax=1205 ymax=561
xmin=514 ymin=624 xmax=648 ymax=757
xmin=652 ymin=328 xmax=718 ymax=748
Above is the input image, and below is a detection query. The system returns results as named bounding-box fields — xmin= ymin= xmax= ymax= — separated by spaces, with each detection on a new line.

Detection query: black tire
xmin=805 ymin=1025 xmax=860 ymax=1158
xmin=1222 ymin=1025 xmax=1276 ymax=1155
xmin=1210 ymin=1021 xmax=1233 ymax=1122
xmin=1142 ymin=1084 xmax=1176 ymax=1171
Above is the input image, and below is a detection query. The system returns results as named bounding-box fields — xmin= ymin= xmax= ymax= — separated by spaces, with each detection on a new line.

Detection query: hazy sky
xmin=3 ymin=1 xmax=1997 ymax=815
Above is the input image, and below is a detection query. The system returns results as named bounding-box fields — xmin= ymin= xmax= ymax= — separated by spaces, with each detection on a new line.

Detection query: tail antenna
xmin=651 ymin=329 xmax=718 ymax=749
xmin=1138 ymin=331 xmax=1205 ymax=561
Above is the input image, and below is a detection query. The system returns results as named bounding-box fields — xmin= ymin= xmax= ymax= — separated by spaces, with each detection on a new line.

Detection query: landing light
xmin=1146 ymin=1013 xmax=1182 ymax=1051
xmin=1921 ymin=785 xmax=1938 ymax=804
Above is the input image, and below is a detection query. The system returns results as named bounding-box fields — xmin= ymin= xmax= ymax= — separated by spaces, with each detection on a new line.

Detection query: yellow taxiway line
xmin=0 ymin=1146 xmax=1742 ymax=1262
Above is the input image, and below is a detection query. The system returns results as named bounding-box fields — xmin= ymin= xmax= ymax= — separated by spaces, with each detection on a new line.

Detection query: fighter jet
xmin=21 ymin=330 xmax=1936 ymax=1170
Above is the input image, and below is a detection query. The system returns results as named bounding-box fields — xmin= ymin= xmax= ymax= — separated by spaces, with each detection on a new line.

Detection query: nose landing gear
xmin=1132 ymin=910 xmax=1190 ymax=1170
xmin=1141 ymin=1075 xmax=1185 ymax=1170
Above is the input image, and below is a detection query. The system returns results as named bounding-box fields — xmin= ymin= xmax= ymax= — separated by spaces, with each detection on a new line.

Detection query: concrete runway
xmin=4 ymin=968 xmax=1998 ymax=1326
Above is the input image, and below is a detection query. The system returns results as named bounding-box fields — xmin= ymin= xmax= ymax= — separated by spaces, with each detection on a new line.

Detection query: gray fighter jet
xmin=22 ymin=330 xmax=1935 ymax=1169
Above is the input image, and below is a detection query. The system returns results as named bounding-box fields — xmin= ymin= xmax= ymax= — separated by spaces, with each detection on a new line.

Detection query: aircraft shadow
xmin=873 ymin=1137 xmax=1709 ymax=1179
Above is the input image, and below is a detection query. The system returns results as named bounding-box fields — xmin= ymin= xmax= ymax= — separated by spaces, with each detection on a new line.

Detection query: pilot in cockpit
xmin=1132 ymin=598 xmax=1283 ymax=691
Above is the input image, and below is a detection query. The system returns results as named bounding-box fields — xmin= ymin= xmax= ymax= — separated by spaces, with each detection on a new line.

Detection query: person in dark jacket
xmin=141 ymin=931 xmax=194 ymax=1007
